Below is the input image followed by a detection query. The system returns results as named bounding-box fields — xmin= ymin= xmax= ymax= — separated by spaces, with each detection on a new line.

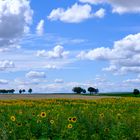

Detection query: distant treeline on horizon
xmin=0 ymin=89 xmax=15 ymax=94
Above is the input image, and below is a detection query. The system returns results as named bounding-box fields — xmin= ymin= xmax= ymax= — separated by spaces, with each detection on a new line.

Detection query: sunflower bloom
xmin=104 ymin=128 xmax=109 ymax=133
xmin=16 ymin=122 xmax=22 ymax=127
xmin=10 ymin=116 xmax=16 ymax=122
xmin=32 ymin=112 xmax=36 ymax=116
xmin=99 ymin=113 xmax=104 ymax=118
xmin=37 ymin=119 xmax=42 ymax=123
xmin=40 ymin=112 xmax=46 ymax=118
xmin=72 ymin=117 xmax=77 ymax=123
xmin=68 ymin=117 xmax=72 ymax=122
xmin=50 ymin=120 xmax=54 ymax=124
xmin=117 ymin=113 xmax=121 ymax=119
xmin=68 ymin=124 xmax=73 ymax=129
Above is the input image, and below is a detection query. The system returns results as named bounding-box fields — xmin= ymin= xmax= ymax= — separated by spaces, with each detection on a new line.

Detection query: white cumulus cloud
xmin=94 ymin=8 xmax=105 ymax=18
xmin=0 ymin=0 xmax=33 ymax=50
xmin=48 ymin=3 xmax=105 ymax=23
xmin=0 ymin=60 xmax=15 ymax=71
xmin=0 ymin=79 xmax=9 ymax=85
xmin=37 ymin=45 xmax=69 ymax=59
xmin=79 ymin=0 xmax=140 ymax=14
xmin=78 ymin=33 xmax=140 ymax=74
xmin=26 ymin=71 xmax=46 ymax=79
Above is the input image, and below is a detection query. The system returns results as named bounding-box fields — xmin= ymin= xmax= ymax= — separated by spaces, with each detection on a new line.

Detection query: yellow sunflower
xmin=99 ymin=113 xmax=104 ymax=118
xmin=72 ymin=117 xmax=77 ymax=123
xmin=50 ymin=120 xmax=54 ymax=124
xmin=32 ymin=112 xmax=36 ymax=116
xmin=9 ymin=129 xmax=13 ymax=134
xmin=16 ymin=122 xmax=22 ymax=127
xmin=40 ymin=111 xmax=46 ymax=118
xmin=117 ymin=113 xmax=121 ymax=119
xmin=68 ymin=117 xmax=72 ymax=122
xmin=104 ymin=128 xmax=109 ymax=133
xmin=68 ymin=124 xmax=73 ymax=129
xmin=10 ymin=116 xmax=16 ymax=122
xmin=37 ymin=119 xmax=42 ymax=123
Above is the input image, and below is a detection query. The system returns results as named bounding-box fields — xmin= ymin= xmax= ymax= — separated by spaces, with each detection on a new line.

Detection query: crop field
xmin=0 ymin=97 xmax=139 ymax=140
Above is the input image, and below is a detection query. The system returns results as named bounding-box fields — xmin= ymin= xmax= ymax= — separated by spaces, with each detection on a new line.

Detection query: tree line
xmin=72 ymin=87 xmax=99 ymax=94
xmin=133 ymin=89 xmax=140 ymax=96
xmin=0 ymin=88 xmax=32 ymax=94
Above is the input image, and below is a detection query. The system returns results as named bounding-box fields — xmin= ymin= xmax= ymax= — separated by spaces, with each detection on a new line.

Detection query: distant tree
xmin=82 ymin=89 xmax=86 ymax=94
xmin=95 ymin=88 xmax=99 ymax=94
xmin=0 ymin=89 xmax=15 ymax=94
xmin=7 ymin=89 xmax=15 ymax=94
xmin=19 ymin=89 xmax=22 ymax=94
xmin=72 ymin=87 xmax=83 ymax=94
xmin=11 ymin=89 xmax=15 ymax=94
xmin=133 ymin=89 xmax=139 ymax=96
xmin=22 ymin=89 xmax=26 ymax=94
xmin=28 ymin=88 xmax=32 ymax=94
xmin=88 ymin=87 xmax=96 ymax=94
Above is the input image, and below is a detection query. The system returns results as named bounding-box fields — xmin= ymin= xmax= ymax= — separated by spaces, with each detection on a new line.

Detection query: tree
xmin=19 ymin=89 xmax=22 ymax=94
xmin=88 ymin=87 xmax=96 ymax=94
xmin=22 ymin=89 xmax=26 ymax=94
xmin=95 ymin=88 xmax=99 ymax=94
xmin=11 ymin=89 xmax=15 ymax=94
xmin=0 ymin=89 xmax=15 ymax=94
xmin=82 ymin=89 xmax=86 ymax=94
xmin=72 ymin=87 xmax=83 ymax=94
xmin=28 ymin=88 xmax=32 ymax=94
xmin=133 ymin=89 xmax=139 ymax=96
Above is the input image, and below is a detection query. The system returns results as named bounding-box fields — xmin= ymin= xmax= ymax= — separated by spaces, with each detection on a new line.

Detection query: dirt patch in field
xmin=0 ymin=94 xmax=115 ymax=100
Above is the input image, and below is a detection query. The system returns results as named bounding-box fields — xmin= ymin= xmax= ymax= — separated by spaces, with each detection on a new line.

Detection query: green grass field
xmin=0 ymin=97 xmax=140 ymax=140
xmin=99 ymin=92 xmax=140 ymax=97
xmin=82 ymin=92 xmax=140 ymax=97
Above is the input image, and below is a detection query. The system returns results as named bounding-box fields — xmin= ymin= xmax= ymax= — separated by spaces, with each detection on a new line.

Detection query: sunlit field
xmin=0 ymin=98 xmax=140 ymax=140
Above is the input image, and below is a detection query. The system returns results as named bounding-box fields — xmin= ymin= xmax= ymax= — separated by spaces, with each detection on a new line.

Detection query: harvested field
xmin=0 ymin=94 xmax=115 ymax=100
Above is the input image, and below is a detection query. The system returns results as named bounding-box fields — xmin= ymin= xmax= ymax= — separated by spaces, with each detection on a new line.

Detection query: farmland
xmin=0 ymin=95 xmax=139 ymax=140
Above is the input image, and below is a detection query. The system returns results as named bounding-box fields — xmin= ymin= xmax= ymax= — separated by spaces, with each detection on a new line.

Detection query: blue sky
xmin=0 ymin=0 xmax=140 ymax=93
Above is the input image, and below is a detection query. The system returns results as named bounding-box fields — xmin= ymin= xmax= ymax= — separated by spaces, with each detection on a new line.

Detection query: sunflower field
xmin=0 ymin=97 xmax=139 ymax=140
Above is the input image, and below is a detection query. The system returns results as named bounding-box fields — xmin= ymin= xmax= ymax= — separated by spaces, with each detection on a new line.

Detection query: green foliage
xmin=82 ymin=89 xmax=86 ymax=94
xmin=88 ymin=87 xmax=96 ymax=94
xmin=0 ymin=98 xmax=139 ymax=140
xmin=28 ymin=88 xmax=32 ymax=94
xmin=133 ymin=89 xmax=140 ymax=96
xmin=72 ymin=87 xmax=83 ymax=94
xmin=19 ymin=89 xmax=22 ymax=94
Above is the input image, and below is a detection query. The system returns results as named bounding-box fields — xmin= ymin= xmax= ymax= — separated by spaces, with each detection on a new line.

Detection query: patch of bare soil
xmin=0 ymin=94 xmax=114 ymax=100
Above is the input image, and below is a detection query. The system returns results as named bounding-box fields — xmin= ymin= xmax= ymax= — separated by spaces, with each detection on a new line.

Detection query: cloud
xmin=0 ymin=60 xmax=15 ymax=71
xmin=123 ymin=74 xmax=140 ymax=84
xmin=45 ymin=64 xmax=58 ymax=69
xmin=54 ymin=79 xmax=64 ymax=83
xmin=79 ymin=0 xmax=140 ymax=14
xmin=123 ymin=78 xmax=140 ymax=84
xmin=94 ymin=8 xmax=105 ymax=18
xmin=48 ymin=3 xmax=105 ymax=23
xmin=36 ymin=19 xmax=44 ymax=36
xmin=37 ymin=45 xmax=69 ymax=59
xmin=0 ymin=0 xmax=33 ymax=50
xmin=0 ymin=49 xmax=74 ymax=72
xmin=0 ymin=79 xmax=9 ymax=85
xmin=78 ymin=33 xmax=140 ymax=74
xmin=26 ymin=71 xmax=46 ymax=79
xmin=77 ymin=47 xmax=113 ymax=60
